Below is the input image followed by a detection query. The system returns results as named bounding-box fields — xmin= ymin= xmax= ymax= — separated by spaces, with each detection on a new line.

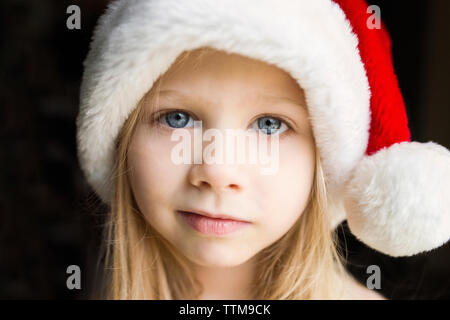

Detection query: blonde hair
xmin=92 ymin=47 xmax=348 ymax=300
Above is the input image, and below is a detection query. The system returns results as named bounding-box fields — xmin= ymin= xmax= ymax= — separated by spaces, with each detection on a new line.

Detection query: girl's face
xmin=128 ymin=48 xmax=316 ymax=267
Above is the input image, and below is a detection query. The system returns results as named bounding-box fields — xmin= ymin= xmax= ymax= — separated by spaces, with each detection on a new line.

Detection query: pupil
xmin=259 ymin=117 xmax=280 ymax=134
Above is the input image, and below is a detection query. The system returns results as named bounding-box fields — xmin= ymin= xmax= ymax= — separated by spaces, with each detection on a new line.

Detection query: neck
xmin=191 ymin=256 xmax=257 ymax=300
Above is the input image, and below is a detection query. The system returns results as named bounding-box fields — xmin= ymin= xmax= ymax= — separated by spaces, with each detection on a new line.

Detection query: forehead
xmin=157 ymin=47 xmax=306 ymax=106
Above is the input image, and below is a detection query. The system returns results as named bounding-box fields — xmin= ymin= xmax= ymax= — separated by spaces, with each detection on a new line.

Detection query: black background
xmin=1 ymin=0 xmax=449 ymax=299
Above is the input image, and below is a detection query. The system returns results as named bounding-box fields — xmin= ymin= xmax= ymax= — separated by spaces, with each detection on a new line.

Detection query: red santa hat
xmin=77 ymin=0 xmax=450 ymax=257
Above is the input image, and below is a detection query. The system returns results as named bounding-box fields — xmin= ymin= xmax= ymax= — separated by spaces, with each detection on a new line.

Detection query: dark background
xmin=1 ymin=0 xmax=449 ymax=299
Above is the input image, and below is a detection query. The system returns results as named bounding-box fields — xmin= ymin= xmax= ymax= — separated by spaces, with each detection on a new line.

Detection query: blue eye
xmin=252 ymin=116 xmax=288 ymax=135
xmin=156 ymin=111 xmax=289 ymax=135
xmin=160 ymin=111 xmax=194 ymax=128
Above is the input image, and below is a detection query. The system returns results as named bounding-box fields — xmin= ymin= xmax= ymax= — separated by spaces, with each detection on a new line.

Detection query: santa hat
xmin=77 ymin=0 xmax=450 ymax=257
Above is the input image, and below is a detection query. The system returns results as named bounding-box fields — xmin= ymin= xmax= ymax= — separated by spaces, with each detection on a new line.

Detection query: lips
xmin=177 ymin=210 xmax=251 ymax=235
xmin=181 ymin=209 xmax=249 ymax=222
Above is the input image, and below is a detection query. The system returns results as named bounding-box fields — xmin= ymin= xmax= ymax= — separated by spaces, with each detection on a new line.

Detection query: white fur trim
xmin=77 ymin=0 xmax=370 ymax=202
xmin=344 ymin=141 xmax=450 ymax=257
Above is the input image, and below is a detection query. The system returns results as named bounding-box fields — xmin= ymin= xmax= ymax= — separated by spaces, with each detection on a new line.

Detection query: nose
xmin=188 ymin=162 xmax=245 ymax=195
xmin=187 ymin=120 xmax=251 ymax=194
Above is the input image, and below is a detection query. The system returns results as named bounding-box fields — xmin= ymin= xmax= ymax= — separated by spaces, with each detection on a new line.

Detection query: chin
xmin=186 ymin=246 xmax=254 ymax=268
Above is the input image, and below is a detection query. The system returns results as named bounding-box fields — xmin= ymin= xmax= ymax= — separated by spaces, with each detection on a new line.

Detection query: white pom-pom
xmin=343 ymin=141 xmax=450 ymax=257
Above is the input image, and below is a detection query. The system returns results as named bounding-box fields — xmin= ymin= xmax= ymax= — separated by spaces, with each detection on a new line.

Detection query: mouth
xmin=177 ymin=210 xmax=251 ymax=236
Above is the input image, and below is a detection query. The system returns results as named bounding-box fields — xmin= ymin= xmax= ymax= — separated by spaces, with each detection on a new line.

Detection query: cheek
xmin=280 ymin=141 xmax=315 ymax=201
xmin=257 ymin=137 xmax=315 ymax=237
xmin=127 ymin=128 xmax=183 ymax=218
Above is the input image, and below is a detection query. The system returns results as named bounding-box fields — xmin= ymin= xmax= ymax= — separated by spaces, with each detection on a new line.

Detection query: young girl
xmin=77 ymin=0 xmax=450 ymax=300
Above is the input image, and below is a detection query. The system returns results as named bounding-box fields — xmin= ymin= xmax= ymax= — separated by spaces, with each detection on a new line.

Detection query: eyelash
xmin=151 ymin=109 xmax=294 ymax=138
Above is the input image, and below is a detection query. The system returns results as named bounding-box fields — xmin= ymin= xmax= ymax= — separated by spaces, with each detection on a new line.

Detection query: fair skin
xmin=127 ymin=48 xmax=385 ymax=300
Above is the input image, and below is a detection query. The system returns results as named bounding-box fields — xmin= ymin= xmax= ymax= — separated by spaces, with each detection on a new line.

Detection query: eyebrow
xmin=155 ymin=89 xmax=306 ymax=110
xmin=156 ymin=89 xmax=210 ymax=108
